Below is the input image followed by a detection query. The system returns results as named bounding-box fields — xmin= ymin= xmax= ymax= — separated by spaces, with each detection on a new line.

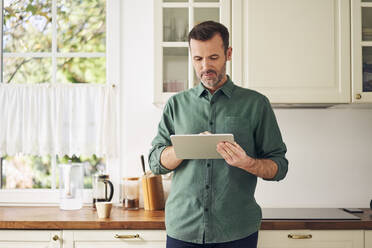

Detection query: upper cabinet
xmin=154 ymin=0 xmax=372 ymax=105
xmin=232 ymin=0 xmax=351 ymax=104
xmin=154 ymin=0 xmax=231 ymax=105
xmin=352 ymin=0 xmax=372 ymax=102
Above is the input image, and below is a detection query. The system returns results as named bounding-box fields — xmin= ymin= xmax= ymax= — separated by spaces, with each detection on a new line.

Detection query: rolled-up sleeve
xmin=148 ymin=100 xmax=175 ymax=175
xmin=255 ymin=96 xmax=288 ymax=181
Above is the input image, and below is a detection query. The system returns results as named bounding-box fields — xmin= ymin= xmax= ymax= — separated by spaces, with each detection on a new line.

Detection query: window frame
xmin=0 ymin=0 xmax=121 ymax=205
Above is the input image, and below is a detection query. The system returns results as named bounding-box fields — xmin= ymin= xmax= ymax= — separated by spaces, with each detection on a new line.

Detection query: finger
xmin=221 ymin=143 xmax=237 ymax=160
xmin=231 ymin=141 xmax=245 ymax=152
xmin=225 ymin=142 xmax=242 ymax=155
xmin=217 ymin=143 xmax=233 ymax=161
xmin=200 ymin=131 xmax=212 ymax=135
xmin=233 ymin=141 xmax=245 ymax=152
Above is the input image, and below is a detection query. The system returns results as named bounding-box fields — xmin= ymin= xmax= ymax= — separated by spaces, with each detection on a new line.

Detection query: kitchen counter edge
xmin=0 ymin=207 xmax=371 ymax=230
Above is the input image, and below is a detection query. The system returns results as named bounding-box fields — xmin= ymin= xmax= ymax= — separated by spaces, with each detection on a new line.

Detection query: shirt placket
xmin=203 ymin=93 xmax=217 ymax=242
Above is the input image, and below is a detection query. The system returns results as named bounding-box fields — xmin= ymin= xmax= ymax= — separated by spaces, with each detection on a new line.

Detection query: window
xmin=0 ymin=0 xmax=120 ymax=203
xmin=3 ymin=0 xmax=107 ymax=84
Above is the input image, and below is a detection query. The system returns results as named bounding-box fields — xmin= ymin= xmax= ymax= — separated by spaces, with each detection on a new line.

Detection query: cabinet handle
xmin=52 ymin=235 xmax=60 ymax=241
xmin=288 ymin=234 xmax=312 ymax=239
xmin=356 ymin=93 xmax=362 ymax=100
xmin=114 ymin=234 xmax=140 ymax=239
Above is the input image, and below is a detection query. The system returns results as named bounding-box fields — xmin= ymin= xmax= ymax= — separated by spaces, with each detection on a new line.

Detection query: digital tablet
xmin=170 ymin=134 xmax=234 ymax=159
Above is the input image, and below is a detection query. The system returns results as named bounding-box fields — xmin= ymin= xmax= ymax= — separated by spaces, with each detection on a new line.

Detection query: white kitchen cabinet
xmin=0 ymin=229 xmax=370 ymax=248
xmin=258 ymin=230 xmax=364 ymax=248
xmin=232 ymin=0 xmax=351 ymax=104
xmin=154 ymin=0 xmax=231 ymax=105
xmin=0 ymin=230 xmax=62 ymax=248
xmin=366 ymin=230 xmax=372 ymax=248
xmin=62 ymin=230 xmax=166 ymax=248
xmin=351 ymin=0 xmax=372 ymax=102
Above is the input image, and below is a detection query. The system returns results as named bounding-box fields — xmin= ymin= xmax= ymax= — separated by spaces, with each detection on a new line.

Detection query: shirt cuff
xmin=149 ymin=145 xmax=173 ymax=175
xmin=263 ymin=157 xmax=288 ymax=181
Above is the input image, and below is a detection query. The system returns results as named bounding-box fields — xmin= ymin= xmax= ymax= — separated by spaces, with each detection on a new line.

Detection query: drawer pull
xmin=288 ymin=234 xmax=312 ymax=239
xmin=52 ymin=235 xmax=60 ymax=241
xmin=114 ymin=234 xmax=140 ymax=239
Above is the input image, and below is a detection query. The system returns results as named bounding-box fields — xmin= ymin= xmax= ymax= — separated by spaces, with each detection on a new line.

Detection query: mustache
xmin=201 ymin=69 xmax=217 ymax=77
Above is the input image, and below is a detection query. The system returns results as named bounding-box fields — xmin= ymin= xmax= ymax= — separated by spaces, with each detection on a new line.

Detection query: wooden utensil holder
xmin=142 ymin=173 xmax=165 ymax=211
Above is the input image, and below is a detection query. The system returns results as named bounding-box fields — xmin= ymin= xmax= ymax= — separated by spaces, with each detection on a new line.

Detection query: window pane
xmin=163 ymin=0 xmax=187 ymax=2
xmin=194 ymin=0 xmax=219 ymax=2
xmin=57 ymin=0 xmax=106 ymax=52
xmin=363 ymin=47 xmax=372 ymax=92
xmin=163 ymin=8 xmax=188 ymax=42
xmin=3 ymin=57 xmax=51 ymax=84
xmin=56 ymin=155 xmax=106 ymax=189
xmin=163 ymin=47 xmax=188 ymax=92
xmin=2 ymin=155 xmax=52 ymax=189
xmin=362 ymin=8 xmax=372 ymax=41
xmin=194 ymin=8 xmax=219 ymax=26
xmin=57 ymin=57 xmax=106 ymax=84
xmin=3 ymin=0 xmax=52 ymax=52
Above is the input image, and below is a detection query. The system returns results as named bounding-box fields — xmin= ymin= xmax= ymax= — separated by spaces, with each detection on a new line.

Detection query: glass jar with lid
xmin=121 ymin=177 xmax=140 ymax=210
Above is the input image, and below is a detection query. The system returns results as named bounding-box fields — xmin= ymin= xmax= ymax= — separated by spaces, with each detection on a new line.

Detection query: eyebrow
xmin=193 ymin=54 xmax=219 ymax=59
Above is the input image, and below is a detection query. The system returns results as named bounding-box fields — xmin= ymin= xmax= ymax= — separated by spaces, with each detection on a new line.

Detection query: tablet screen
xmin=170 ymin=134 xmax=234 ymax=159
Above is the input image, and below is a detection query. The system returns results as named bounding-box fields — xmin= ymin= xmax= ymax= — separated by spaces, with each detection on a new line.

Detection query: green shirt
xmin=149 ymin=76 xmax=288 ymax=244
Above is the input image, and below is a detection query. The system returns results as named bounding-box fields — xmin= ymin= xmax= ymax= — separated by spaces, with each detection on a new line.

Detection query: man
xmin=149 ymin=21 xmax=288 ymax=248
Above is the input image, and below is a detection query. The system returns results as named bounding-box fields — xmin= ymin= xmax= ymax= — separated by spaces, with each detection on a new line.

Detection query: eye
xmin=210 ymin=55 xmax=219 ymax=60
xmin=194 ymin=57 xmax=202 ymax=61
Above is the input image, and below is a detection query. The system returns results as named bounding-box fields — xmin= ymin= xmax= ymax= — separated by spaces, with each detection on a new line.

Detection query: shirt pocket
xmin=223 ymin=116 xmax=254 ymax=152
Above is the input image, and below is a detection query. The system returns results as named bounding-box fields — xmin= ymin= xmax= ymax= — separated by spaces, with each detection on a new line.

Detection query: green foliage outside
xmin=2 ymin=154 xmax=105 ymax=189
xmin=57 ymin=154 xmax=105 ymax=188
xmin=2 ymin=155 xmax=52 ymax=189
xmin=3 ymin=0 xmax=106 ymax=84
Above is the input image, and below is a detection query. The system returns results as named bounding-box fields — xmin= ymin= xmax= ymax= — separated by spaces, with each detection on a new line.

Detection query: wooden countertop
xmin=0 ymin=206 xmax=371 ymax=230
xmin=0 ymin=206 xmax=165 ymax=230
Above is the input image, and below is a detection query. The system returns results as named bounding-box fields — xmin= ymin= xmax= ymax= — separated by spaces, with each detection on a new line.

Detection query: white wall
xmin=121 ymin=0 xmax=372 ymax=208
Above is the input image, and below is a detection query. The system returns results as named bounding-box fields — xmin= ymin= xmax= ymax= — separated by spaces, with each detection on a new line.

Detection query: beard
xmin=199 ymin=62 xmax=226 ymax=89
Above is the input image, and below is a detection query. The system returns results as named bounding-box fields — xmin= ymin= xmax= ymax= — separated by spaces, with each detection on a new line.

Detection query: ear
xmin=226 ymin=47 xmax=232 ymax=61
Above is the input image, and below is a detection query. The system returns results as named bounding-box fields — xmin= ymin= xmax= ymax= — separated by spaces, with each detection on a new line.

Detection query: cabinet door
xmin=258 ymin=230 xmax=364 ymax=248
xmin=351 ymin=0 xmax=372 ymax=102
xmin=154 ymin=0 xmax=231 ymax=105
xmin=0 ymin=230 xmax=62 ymax=248
xmin=366 ymin=230 xmax=372 ymax=248
xmin=63 ymin=230 xmax=166 ymax=248
xmin=233 ymin=0 xmax=351 ymax=104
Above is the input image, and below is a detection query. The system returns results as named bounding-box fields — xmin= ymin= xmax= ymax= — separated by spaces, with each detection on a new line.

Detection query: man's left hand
xmin=216 ymin=141 xmax=255 ymax=169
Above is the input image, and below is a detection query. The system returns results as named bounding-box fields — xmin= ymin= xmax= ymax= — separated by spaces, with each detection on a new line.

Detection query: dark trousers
xmin=166 ymin=232 xmax=258 ymax=248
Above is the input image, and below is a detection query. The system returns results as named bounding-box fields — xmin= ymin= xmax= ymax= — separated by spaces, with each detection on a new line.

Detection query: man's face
xmin=190 ymin=34 xmax=232 ymax=90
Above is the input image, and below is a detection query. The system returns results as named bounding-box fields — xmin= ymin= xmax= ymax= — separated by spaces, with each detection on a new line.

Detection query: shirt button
xmin=207 ymin=163 xmax=211 ymax=167
xmin=209 ymin=121 xmax=213 ymax=125
xmin=205 ymin=208 xmax=209 ymax=212
xmin=206 ymin=185 xmax=210 ymax=189
xmin=211 ymin=101 xmax=214 ymax=104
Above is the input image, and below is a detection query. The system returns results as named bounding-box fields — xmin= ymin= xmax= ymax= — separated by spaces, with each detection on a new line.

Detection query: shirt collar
xmin=196 ymin=75 xmax=234 ymax=98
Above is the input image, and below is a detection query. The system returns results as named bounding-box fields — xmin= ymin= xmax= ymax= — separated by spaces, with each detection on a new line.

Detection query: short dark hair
xmin=188 ymin=21 xmax=229 ymax=53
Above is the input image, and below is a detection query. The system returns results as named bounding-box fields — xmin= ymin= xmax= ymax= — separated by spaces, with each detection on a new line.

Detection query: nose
xmin=201 ymin=59 xmax=209 ymax=71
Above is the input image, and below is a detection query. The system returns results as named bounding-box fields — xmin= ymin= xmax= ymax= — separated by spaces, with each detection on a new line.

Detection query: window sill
xmin=0 ymin=189 xmax=93 ymax=205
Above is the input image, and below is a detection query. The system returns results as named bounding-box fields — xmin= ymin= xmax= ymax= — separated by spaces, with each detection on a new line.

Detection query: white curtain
xmin=0 ymin=84 xmax=119 ymax=158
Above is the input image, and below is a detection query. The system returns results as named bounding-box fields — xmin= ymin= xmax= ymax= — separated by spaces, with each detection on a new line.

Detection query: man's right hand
xmin=160 ymin=146 xmax=183 ymax=170
xmin=199 ymin=131 xmax=212 ymax=135
xmin=160 ymin=131 xmax=211 ymax=170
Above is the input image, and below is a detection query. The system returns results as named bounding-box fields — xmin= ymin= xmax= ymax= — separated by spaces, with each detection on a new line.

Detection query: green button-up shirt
xmin=149 ymin=76 xmax=288 ymax=244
